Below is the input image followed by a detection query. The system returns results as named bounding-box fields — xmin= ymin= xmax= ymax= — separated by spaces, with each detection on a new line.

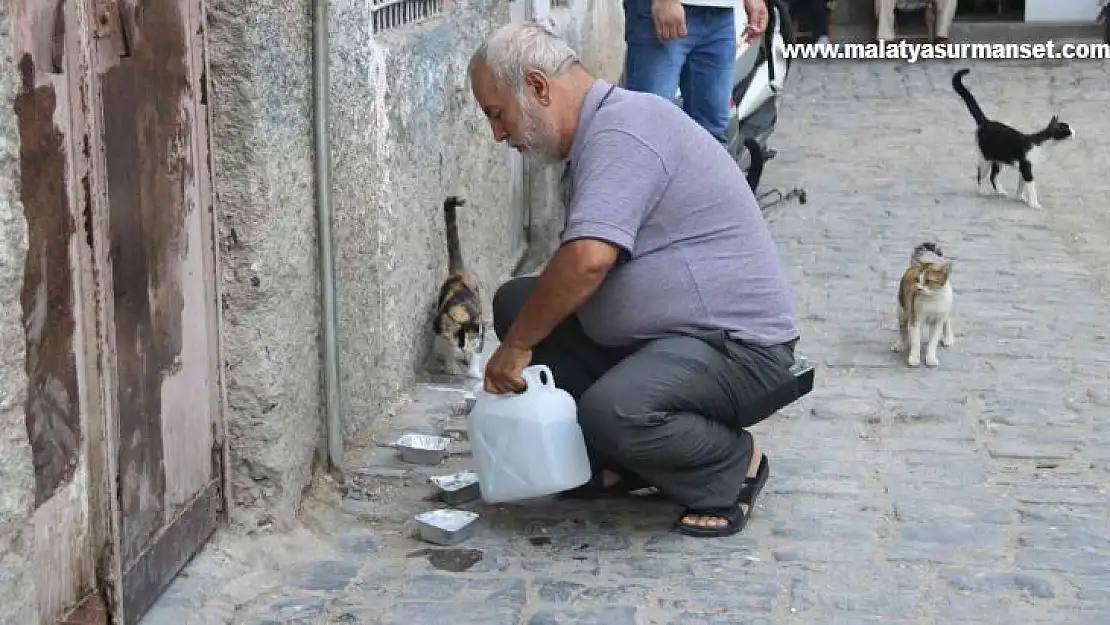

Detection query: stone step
xmin=376 ymin=382 xmax=475 ymax=442
xmin=342 ymin=379 xmax=483 ymax=526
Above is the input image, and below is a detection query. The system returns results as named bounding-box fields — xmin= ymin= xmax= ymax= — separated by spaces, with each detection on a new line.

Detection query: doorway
xmin=29 ymin=0 xmax=229 ymax=623
xmin=957 ymin=0 xmax=1026 ymax=21
xmin=92 ymin=0 xmax=227 ymax=622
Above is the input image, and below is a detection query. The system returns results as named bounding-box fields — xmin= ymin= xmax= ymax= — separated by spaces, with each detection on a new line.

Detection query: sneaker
xmin=815 ymin=35 xmax=830 ymax=45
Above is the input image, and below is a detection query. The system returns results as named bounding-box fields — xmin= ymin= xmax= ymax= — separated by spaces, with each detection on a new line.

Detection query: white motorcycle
xmin=724 ymin=0 xmax=805 ymax=208
xmin=625 ymin=0 xmax=805 ymax=209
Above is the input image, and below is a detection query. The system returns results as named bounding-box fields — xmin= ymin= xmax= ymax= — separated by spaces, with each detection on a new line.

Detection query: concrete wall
xmin=1025 ymin=0 xmax=1100 ymax=22
xmin=90 ymin=0 xmax=623 ymax=534
xmin=519 ymin=0 xmax=627 ymax=273
xmin=205 ymin=0 xmax=322 ymax=532
xmin=0 ymin=12 xmax=39 ymax=623
xmin=329 ymin=0 xmax=521 ymax=440
xmin=0 ymin=0 xmax=625 ymax=617
xmin=328 ymin=0 xmax=627 ymax=439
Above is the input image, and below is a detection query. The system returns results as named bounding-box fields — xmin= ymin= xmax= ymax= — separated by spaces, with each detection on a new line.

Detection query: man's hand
xmin=741 ymin=0 xmax=768 ymax=44
xmin=652 ymin=0 xmax=687 ymax=41
xmin=482 ymin=343 xmax=533 ymax=395
xmin=485 ymin=238 xmax=616 ymax=394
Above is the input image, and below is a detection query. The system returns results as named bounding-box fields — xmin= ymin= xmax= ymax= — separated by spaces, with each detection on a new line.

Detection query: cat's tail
xmin=911 ymin=241 xmax=943 ymax=262
xmin=952 ymin=68 xmax=987 ymax=126
xmin=443 ymin=196 xmax=466 ymax=273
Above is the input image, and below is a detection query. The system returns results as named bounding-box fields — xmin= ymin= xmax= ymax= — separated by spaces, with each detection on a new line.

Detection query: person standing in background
xmin=875 ymin=0 xmax=957 ymax=44
xmin=792 ymin=0 xmax=831 ymax=45
xmin=622 ymin=0 xmax=768 ymax=147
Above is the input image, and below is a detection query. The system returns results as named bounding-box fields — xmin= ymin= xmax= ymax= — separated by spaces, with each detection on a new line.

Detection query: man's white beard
xmin=516 ymin=96 xmax=563 ymax=165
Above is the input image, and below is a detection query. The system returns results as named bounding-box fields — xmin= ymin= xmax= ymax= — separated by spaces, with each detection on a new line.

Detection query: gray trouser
xmin=492 ymin=277 xmax=798 ymax=510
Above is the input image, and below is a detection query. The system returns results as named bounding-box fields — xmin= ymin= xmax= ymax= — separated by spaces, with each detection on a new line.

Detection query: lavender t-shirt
xmin=561 ymin=79 xmax=798 ymax=348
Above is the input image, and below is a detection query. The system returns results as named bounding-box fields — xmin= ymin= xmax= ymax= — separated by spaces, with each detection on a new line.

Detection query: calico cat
xmin=432 ymin=196 xmax=485 ymax=378
xmin=952 ymin=68 xmax=1074 ymax=209
xmin=891 ymin=242 xmax=954 ymax=368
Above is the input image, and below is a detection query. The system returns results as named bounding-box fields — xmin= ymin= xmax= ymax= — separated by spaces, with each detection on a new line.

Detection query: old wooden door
xmin=88 ymin=0 xmax=226 ymax=623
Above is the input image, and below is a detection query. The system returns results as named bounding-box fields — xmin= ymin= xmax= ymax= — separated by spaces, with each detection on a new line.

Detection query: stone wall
xmin=152 ymin=0 xmax=627 ymax=531
xmin=328 ymin=0 xmax=521 ymax=442
xmin=205 ymin=0 xmax=323 ymax=531
xmin=328 ymin=0 xmax=628 ymax=437
xmin=0 ymin=0 xmax=629 ymax=618
xmin=0 ymin=9 xmax=39 ymax=622
xmin=518 ymin=1 xmax=627 ymax=273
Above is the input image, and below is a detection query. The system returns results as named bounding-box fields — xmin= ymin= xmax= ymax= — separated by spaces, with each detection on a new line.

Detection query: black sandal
xmin=673 ymin=454 xmax=770 ymax=538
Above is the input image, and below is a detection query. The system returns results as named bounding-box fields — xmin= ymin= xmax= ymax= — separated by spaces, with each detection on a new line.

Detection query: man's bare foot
xmin=600 ymin=469 xmax=622 ymax=488
xmin=678 ymin=440 xmax=763 ymax=531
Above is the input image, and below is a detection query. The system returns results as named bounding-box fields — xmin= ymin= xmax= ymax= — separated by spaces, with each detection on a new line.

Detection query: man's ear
xmin=524 ymin=69 xmax=551 ymax=106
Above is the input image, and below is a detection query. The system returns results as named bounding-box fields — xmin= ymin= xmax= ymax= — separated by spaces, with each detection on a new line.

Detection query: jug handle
xmin=521 ymin=364 xmax=555 ymax=391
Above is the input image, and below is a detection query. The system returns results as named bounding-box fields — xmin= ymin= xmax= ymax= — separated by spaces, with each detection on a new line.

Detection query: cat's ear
xmin=1049 ymin=114 xmax=1059 ymax=125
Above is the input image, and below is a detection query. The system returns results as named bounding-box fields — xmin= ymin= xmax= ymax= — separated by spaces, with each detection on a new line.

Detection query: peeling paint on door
xmin=14 ymin=51 xmax=82 ymax=509
xmin=100 ymin=0 xmax=195 ymax=568
xmin=94 ymin=0 xmax=225 ymax=622
xmin=7 ymin=0 xmax=224 ymax=621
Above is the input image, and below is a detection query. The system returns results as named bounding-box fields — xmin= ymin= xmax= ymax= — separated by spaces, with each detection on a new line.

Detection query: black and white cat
xmin=952 ymin=68 xmax=1074 ymax=209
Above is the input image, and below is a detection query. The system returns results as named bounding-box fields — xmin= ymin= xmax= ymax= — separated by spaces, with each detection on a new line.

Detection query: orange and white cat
xmin=891 ymin=242 xmax=954 ymax=367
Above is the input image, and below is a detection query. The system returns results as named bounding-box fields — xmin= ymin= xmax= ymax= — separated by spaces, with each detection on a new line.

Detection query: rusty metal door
xmin=87 ymin=0 xmax=227 ymax=623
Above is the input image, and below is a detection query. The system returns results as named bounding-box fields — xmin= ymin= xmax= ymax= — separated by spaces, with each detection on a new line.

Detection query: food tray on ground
xmin=430 ymin=471 xmax=480 ymax=505
xmin=414 ymin=509 xmax=479 ymax=546
xmin=396 ymin=433 xmax=451 ymax=465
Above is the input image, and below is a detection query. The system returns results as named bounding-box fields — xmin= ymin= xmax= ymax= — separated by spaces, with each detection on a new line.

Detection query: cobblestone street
xmin=141 ymin=56 xmax=1110 ymax=625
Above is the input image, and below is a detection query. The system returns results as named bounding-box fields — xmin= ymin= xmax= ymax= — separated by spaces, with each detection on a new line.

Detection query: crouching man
xmin=468 ymin=22 xmax=800 ymax=537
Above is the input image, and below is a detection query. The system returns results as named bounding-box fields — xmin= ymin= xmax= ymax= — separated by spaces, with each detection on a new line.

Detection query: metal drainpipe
xmin=313 ymin=0 xmax=343 ymax=471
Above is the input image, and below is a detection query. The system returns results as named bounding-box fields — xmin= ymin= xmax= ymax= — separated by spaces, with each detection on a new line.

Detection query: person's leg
xmin=492 ymin=277 xmax=625 ymax=401
xmin=795 ymin=0 xmax=829 ymax=41
xmin=933 ymin=0 xmax=958 ymax=39
xmin=874 ymin=0 xmax=896 ymax=41
xmin=623 ymin=0 xmax=692 ymax=102
xmin=492 ymin=277 xmax=646 ymax=497
xmin=677 ymin=6 xmax=735 ymax=147
xmin=576 ymin=332 xmax=798 ymax=536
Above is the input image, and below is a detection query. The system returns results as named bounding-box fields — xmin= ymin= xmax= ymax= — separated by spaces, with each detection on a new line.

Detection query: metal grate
xmin=372 ymin=0 xmax=445 ymax=33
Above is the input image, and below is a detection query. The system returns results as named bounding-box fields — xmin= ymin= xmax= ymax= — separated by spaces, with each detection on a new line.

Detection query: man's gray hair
xmin=469 ymin=21 xmax=580 ymax=97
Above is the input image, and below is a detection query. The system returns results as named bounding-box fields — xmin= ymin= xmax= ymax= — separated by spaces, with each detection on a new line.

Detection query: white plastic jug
xmin=468 ymin=365 xmax=593 ymax=503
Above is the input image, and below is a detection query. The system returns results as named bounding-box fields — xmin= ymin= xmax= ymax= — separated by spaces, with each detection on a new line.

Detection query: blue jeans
xmin=623 ymin=0 xmax=736 ymax=146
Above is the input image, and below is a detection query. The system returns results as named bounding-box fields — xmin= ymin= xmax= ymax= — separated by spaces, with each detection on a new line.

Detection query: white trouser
xmin=874 ymin=0 xmax=957 ymax=40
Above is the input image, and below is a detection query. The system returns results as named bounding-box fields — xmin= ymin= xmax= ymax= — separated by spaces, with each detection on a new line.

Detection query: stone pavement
xmin=140 ymin=56 xmax=1110 ymax=625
